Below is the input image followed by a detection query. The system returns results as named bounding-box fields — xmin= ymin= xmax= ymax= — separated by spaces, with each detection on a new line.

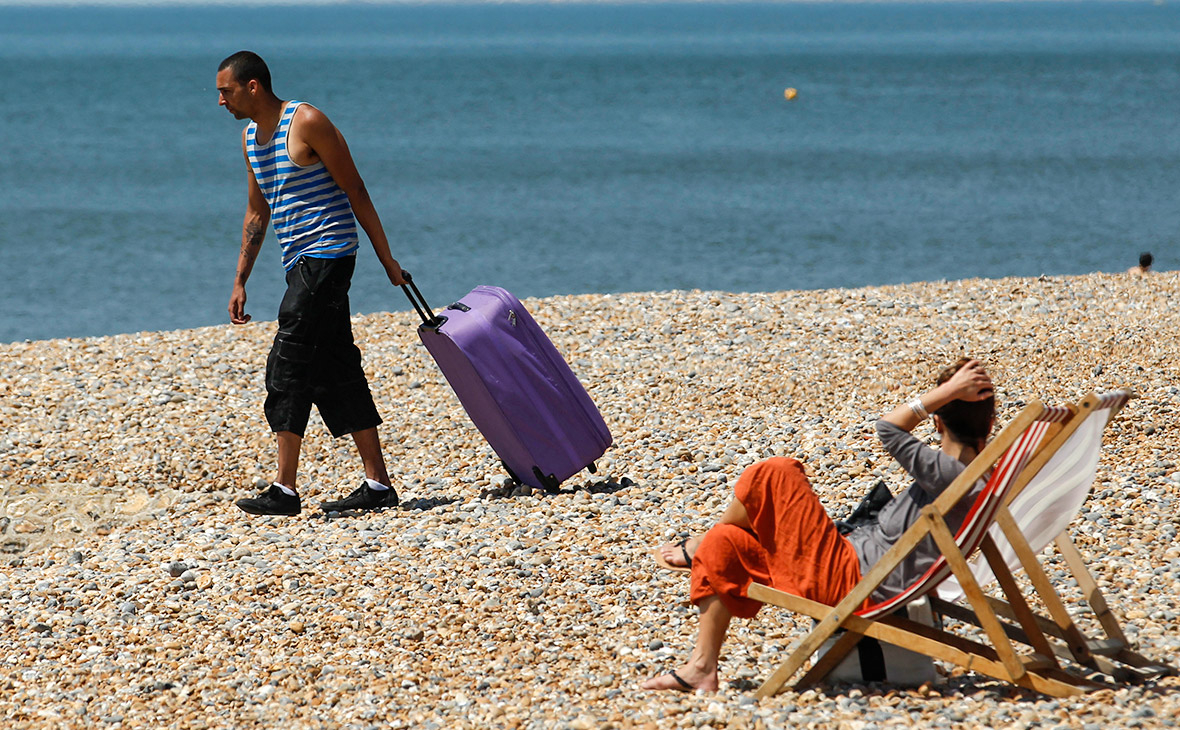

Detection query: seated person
xmin=642 ymin=357 xmax=995 ymax=692
xmin=1127 ymin=252 xmax=1153 ymax=277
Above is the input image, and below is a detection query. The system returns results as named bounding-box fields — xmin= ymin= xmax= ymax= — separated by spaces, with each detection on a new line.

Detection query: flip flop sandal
xmin=652 ymin=538 xmax=692 ymax=574
xmin=667 ymin=670 xmax=695 ymax=691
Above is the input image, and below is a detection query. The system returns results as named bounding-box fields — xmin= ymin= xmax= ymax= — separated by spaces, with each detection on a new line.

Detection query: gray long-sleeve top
xmin=845 ymin=420 xmax=987 ymax=604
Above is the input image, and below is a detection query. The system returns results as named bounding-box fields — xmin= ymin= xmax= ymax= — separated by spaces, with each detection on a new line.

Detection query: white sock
xmin=274 ymin=482 xmax=297 ymax=497
xmin=365 ymin=478 xmax=390 ymax=492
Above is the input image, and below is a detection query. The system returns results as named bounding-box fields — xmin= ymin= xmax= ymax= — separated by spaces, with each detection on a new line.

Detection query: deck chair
xmin=749 ymin=400 xmax=1101 ymax=698
xmin=931 ymin=391 xmax=1174 ymax=683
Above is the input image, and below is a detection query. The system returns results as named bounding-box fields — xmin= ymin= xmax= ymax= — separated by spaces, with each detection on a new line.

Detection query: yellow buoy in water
xmin=784 ymin=87 xmax=798 ymax=101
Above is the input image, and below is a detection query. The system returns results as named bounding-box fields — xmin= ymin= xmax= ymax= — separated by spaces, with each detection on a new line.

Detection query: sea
xmin=1 ymin=1 xmax=1178 ymax=344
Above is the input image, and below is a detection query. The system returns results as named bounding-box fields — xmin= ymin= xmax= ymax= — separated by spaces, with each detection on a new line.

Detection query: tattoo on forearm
xmin=241 ymin=221 xmax=264 ymax=262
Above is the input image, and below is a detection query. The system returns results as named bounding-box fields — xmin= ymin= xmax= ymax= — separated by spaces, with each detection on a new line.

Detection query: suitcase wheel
xmin=501 ymin=461 xmax=522 ymax=487
xmin=532 ymin=467 xmax=561 ymax=494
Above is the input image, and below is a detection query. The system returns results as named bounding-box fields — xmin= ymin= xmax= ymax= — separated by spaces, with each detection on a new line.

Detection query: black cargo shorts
xmin=264 ymin=255 xmax=382 ymax=438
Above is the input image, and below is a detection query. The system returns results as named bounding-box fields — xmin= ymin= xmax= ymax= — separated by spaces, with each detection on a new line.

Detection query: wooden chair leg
xmin=996 ymin=510 xmax=1094 ymax=664
xmin=794 ymin=630 xmax=865 ymax=689
xmin=1055 ymin=534 xmax=1176 ymax=678
xmin=1055 ymin=534 xmax=1129 ymax=644
xmin=979 ymin=534 xmax=1060 ymax=667
xmin=934 ymin=595 xmax=1162 ymax=683
xmin=925 ymin=508 xmax=1029 ymax=684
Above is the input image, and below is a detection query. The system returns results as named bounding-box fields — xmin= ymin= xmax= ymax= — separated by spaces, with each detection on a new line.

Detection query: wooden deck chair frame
xmin=928 ymin=391 xmax=1174 ymax=684
xmin=749 ymin=400 xmax=1103 ymax=698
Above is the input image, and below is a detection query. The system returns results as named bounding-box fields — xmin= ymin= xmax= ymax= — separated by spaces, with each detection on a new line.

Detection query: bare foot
xmin=654 ymin=535 xmax=701 ymax=572
xmin=640 ymin=663 xmax=719 ymax=692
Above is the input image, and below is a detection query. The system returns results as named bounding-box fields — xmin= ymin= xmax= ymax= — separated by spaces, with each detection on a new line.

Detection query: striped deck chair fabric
xmin=925 ymin=391 xmax=1173 ymax=683
xmin=936 ymin=391 xmax=1131 ymax=603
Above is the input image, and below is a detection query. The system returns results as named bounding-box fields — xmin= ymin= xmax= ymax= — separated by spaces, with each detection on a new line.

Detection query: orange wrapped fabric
xmin=690 ymin=458 xmax=864 ymax=618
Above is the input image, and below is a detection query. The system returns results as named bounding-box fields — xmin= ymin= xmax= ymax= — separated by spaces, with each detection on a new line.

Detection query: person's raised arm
xmin=881 ymin=359 xmax=994 ymax=433
xmin=229 ymin=130 xmax=270 ymax=325
xmin=297 ymin=106 xmax=406 ymax=286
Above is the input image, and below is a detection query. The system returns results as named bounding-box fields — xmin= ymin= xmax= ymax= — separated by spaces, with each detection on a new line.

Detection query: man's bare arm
xmin=230 ymin=132 xmax=271 ymax=324
xmin=236 ymin=217 xmax=266 ymax=284
xmin=294 ymin=105 xmax=406 ymax=286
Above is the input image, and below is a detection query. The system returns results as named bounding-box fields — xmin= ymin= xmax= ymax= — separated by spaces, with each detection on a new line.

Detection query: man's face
xmin=216 ymin=69 xmax=252 ymax=120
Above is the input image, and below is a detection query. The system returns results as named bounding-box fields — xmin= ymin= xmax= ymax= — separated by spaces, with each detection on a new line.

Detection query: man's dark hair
xmin=219 ymin=51 xmax=273 ymax=95
xmin=1140 ymin=252 xmax=1154 ymax=269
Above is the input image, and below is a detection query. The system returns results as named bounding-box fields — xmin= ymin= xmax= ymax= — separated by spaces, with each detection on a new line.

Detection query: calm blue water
xmin=1 ymin=2 xmax=1178 ymax=343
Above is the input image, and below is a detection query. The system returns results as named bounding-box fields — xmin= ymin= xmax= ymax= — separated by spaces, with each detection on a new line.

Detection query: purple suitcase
xmin=402 ymin=275 xmax=612 ymax=491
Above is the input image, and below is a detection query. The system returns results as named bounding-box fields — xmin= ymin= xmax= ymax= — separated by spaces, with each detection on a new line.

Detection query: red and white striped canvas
xmin=936 ymin=391 xmax=1130 ymax=603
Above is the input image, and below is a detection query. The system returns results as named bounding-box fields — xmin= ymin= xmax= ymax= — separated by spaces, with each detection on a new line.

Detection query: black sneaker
xmin=236 ymin=484 xmax=301 ymax=516
xmin=320 ymin=482 xmax=399 ymax=513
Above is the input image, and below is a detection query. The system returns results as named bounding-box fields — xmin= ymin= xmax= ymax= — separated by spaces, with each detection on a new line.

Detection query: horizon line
xmin=0 ymin=0 xmax=1162 ymax=7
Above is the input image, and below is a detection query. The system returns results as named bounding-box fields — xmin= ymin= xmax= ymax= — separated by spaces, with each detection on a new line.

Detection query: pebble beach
xmin=1 ymin=271 xmax=1178 ymax=729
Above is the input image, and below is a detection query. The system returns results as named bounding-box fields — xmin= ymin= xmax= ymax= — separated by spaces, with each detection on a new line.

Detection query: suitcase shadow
xmin=577 ymin=476 xmax=636 ymax=496
xmin=482 ymin=476 xmax=638 ymax=500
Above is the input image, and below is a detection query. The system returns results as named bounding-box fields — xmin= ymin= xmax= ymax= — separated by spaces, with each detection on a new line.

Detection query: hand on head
xmin=945 ymin=359 xmax=993 ymax=402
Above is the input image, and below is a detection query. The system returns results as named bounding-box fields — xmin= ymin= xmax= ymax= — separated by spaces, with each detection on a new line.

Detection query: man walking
xmin=216 ymin=50 xmax=403 ymax=516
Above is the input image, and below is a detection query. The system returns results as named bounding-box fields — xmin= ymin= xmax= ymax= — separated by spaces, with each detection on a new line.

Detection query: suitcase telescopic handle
xmin=400 ymin=271 xmax=444 ymax=329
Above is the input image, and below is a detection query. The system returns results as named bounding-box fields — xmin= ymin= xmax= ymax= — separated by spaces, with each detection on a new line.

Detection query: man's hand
xmin=231 ymin=143 xmax=267 ymax=327
xmin=229 ymin=285 xmax=252 ymax=324
xmin=384 ymin=259 xmax=407 ymax=287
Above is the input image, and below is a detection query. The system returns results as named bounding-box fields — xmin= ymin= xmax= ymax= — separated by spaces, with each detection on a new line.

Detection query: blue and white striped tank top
xmin=246 ymin=101 xmax=359 ymax=271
